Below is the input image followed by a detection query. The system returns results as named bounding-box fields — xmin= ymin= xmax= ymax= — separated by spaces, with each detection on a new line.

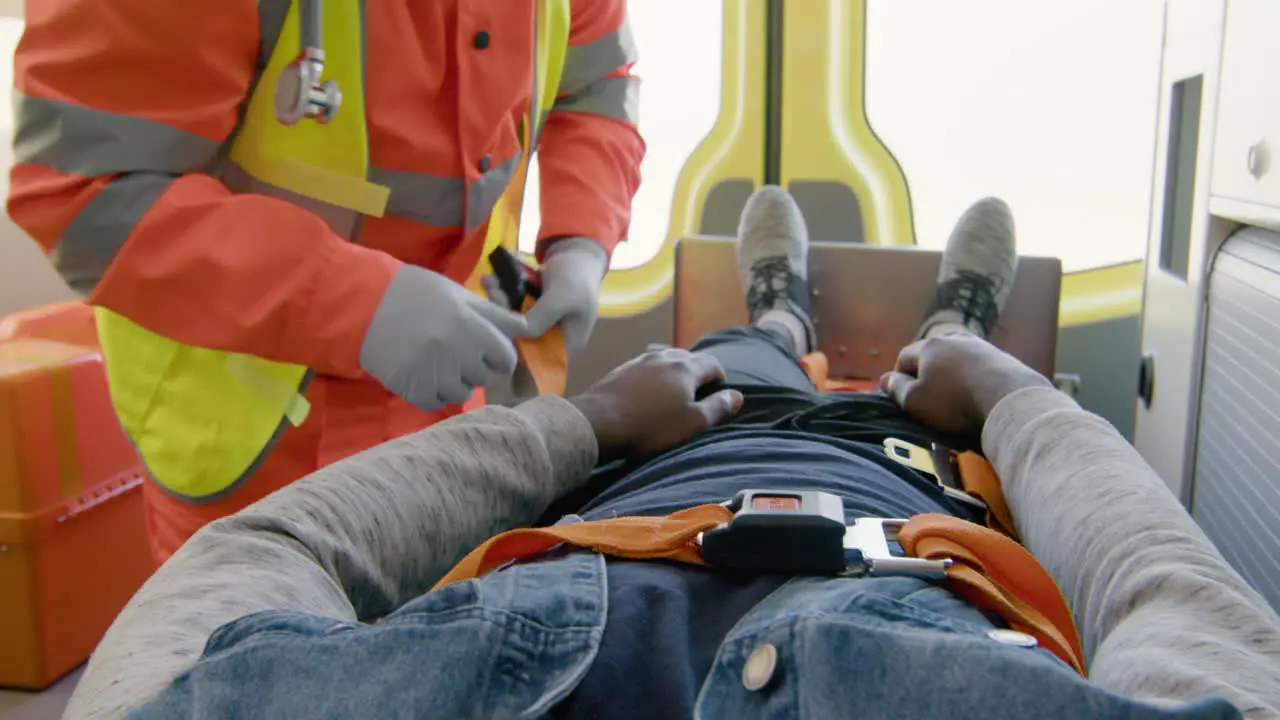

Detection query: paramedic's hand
xmin=880 ymin=334 xmax=1053 ymax=437
xmin=360 ymin=266 xmax=529 ymax=410
xmin=569 ymin=349 xmax=745 ymax=462
xmin=524 ymin=237 xmax=610 ymax=356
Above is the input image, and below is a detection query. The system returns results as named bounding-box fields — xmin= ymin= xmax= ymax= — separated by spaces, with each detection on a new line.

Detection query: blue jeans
xmin=130 ymin=552 xmax=1239 ymax=719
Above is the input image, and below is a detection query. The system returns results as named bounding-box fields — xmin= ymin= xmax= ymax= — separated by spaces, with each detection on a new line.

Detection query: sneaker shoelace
xmin=925 ymin=269 xmax=1003 ymax=337
xmin=747 ymin=257 xmax=805 ymax=315
xmin=747 ymin=256 xmax=816 ymax=351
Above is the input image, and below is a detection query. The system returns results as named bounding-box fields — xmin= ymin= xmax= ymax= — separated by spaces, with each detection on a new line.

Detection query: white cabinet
xmin=1133 ymin=0 xmax=1228 ymax=501
xmin=1211 ymin=0 xmax=1280 ymax=215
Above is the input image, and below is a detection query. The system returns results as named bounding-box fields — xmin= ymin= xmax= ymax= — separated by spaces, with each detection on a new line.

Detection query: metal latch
xmin=489 ymin=247 xmax=542 ymax=311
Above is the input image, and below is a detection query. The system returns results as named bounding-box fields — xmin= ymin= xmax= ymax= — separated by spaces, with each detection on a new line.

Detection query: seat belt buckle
xmin=695 ymin=489 xmax=955 ymax=579
xmin=842 ymin=518 xmax=952 ymax=580
xmin=697 ymin=490 xmax=848 ymax=574
xmin=488 ymin=247 xmax=542 ymax=312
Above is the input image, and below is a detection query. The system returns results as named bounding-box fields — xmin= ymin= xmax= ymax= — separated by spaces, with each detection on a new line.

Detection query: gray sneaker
xmin=918 ymin=197 xmax=1018 ymax=340
xmin=736 ymin=185 xmax=817 ymax=353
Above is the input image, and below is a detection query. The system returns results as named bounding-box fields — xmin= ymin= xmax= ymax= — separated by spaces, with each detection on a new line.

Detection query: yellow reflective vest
xmin=95 ymin=0 xmax=570 ymax=502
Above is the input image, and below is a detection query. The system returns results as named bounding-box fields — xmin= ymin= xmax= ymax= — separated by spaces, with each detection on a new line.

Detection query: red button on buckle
xmin=751 ymin=495 xmax=801 ymax=512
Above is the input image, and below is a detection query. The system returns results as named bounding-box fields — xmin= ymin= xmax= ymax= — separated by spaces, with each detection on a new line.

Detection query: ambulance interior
xmin=2 ymin=0 xmax=1278 ymax=716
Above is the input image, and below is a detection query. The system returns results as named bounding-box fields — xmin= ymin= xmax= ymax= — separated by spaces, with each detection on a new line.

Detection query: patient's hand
xmin=880 ymin=334 xmax=1053 ymax=438
xmin=569 ymin=349 xmax=744 ymax=462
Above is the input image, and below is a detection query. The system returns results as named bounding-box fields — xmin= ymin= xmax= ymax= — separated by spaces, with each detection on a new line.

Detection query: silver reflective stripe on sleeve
xmin=13 ymin=92 xmax=221 ymax=176
xmin=52 ymin=173 xmax=176 ymax=294
xmin=553 ymin=75 xmax=639 ymax=124
xmin=557 ymin=19 xmax=638 ymax=97
xmin=12 ymin=93 xmax=217 ymax=293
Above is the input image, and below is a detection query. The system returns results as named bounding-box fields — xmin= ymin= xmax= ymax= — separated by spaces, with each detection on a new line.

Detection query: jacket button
xmin=473 ymin=30 xmax=491 ymax=50
xmin=479 ymin=154 xmax=492 ymax=173
xmin=741 ymin=643 xmax=777 ymax=692
xmin=988 ymin=629 xmax=1039 ymax=648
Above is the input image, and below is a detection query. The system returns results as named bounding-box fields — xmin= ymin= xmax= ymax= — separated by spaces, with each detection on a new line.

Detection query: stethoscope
xmin=273 ymin=0 xmax=342 ymax=126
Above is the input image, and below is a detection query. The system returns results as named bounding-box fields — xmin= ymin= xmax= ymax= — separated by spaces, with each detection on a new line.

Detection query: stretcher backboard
xmin=674 ymin=236 xmax=1062 ymax=380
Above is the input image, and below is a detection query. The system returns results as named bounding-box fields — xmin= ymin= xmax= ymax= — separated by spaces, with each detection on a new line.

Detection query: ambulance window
xmin=0 ymin=16 xmax=23 ymax=184
xmin=864 ymin=0 xmax=1165 ymax=273
xmin=519 ymin=0 xmax=723 ymax=270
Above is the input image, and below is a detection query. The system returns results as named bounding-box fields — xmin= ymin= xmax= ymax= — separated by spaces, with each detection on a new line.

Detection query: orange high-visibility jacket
xmin=9 ymin=0 xmax=644 ymax=560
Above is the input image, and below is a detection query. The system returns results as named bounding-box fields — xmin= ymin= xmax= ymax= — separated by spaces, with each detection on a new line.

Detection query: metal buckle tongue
xmin=842 ymin=518 xmax=952 ymax=579
xmin=882 ymin=438 xmax=989 ymax=515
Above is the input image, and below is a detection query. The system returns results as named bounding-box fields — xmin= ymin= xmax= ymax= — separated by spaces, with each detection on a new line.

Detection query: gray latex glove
xmin=525 ymin=236 xmax=610 ymax=356
xmin=359 ymin=265 xmax=529 ymax=410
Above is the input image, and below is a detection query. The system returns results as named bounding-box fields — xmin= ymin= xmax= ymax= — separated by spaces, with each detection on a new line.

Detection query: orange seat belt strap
xmin=898 ymin=513 xmax=1085 ymax=674
xmin=515 ymin=294 xmax=568 ymax=396
xmin=800 ymin=351 xmax=830 ymax=389
xmin=799 ymin=351 xmax=877 ymax=392
xmin=432 ymin=506 xmax=1085 ymax=674
xmin=431 ymin=504 xmax=732 ymax=591
xmin=955 ymin=451 xmax=1019 ymax=539
xmin=484 ymin=247 xmax=568 ymax=397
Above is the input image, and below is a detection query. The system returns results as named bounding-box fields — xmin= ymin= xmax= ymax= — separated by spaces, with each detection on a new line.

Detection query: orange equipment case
xmin=0 ymin=301 xmax=155 ymax=690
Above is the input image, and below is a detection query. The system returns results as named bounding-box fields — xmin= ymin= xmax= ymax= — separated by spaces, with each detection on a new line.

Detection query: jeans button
xmin=742 ymin=643 xmax=778 ymax=691
xmin=988 ymin=629 xmax=1039 ymax=648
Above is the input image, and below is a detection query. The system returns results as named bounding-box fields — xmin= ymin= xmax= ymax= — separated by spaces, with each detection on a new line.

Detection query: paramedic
xmin=7 ymin=0 xmax=643 ymax=561
xmin=66 ymin=190 xmax=1280 ymax=719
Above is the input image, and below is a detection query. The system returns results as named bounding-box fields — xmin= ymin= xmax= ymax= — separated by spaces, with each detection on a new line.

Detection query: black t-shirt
xmin=551 ymin=391 xmax=980 ymax=719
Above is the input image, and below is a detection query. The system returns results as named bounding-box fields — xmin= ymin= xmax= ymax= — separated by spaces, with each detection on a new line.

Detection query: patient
xmin=67 ymin=190 xmax=1279 ymax=720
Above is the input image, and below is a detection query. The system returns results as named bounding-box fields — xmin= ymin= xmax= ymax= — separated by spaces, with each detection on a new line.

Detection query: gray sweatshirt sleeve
xmin=63 ymin=396 xmax=598 ymax=720
xmin=983 ymin=386 xmax=1280 ymax=718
